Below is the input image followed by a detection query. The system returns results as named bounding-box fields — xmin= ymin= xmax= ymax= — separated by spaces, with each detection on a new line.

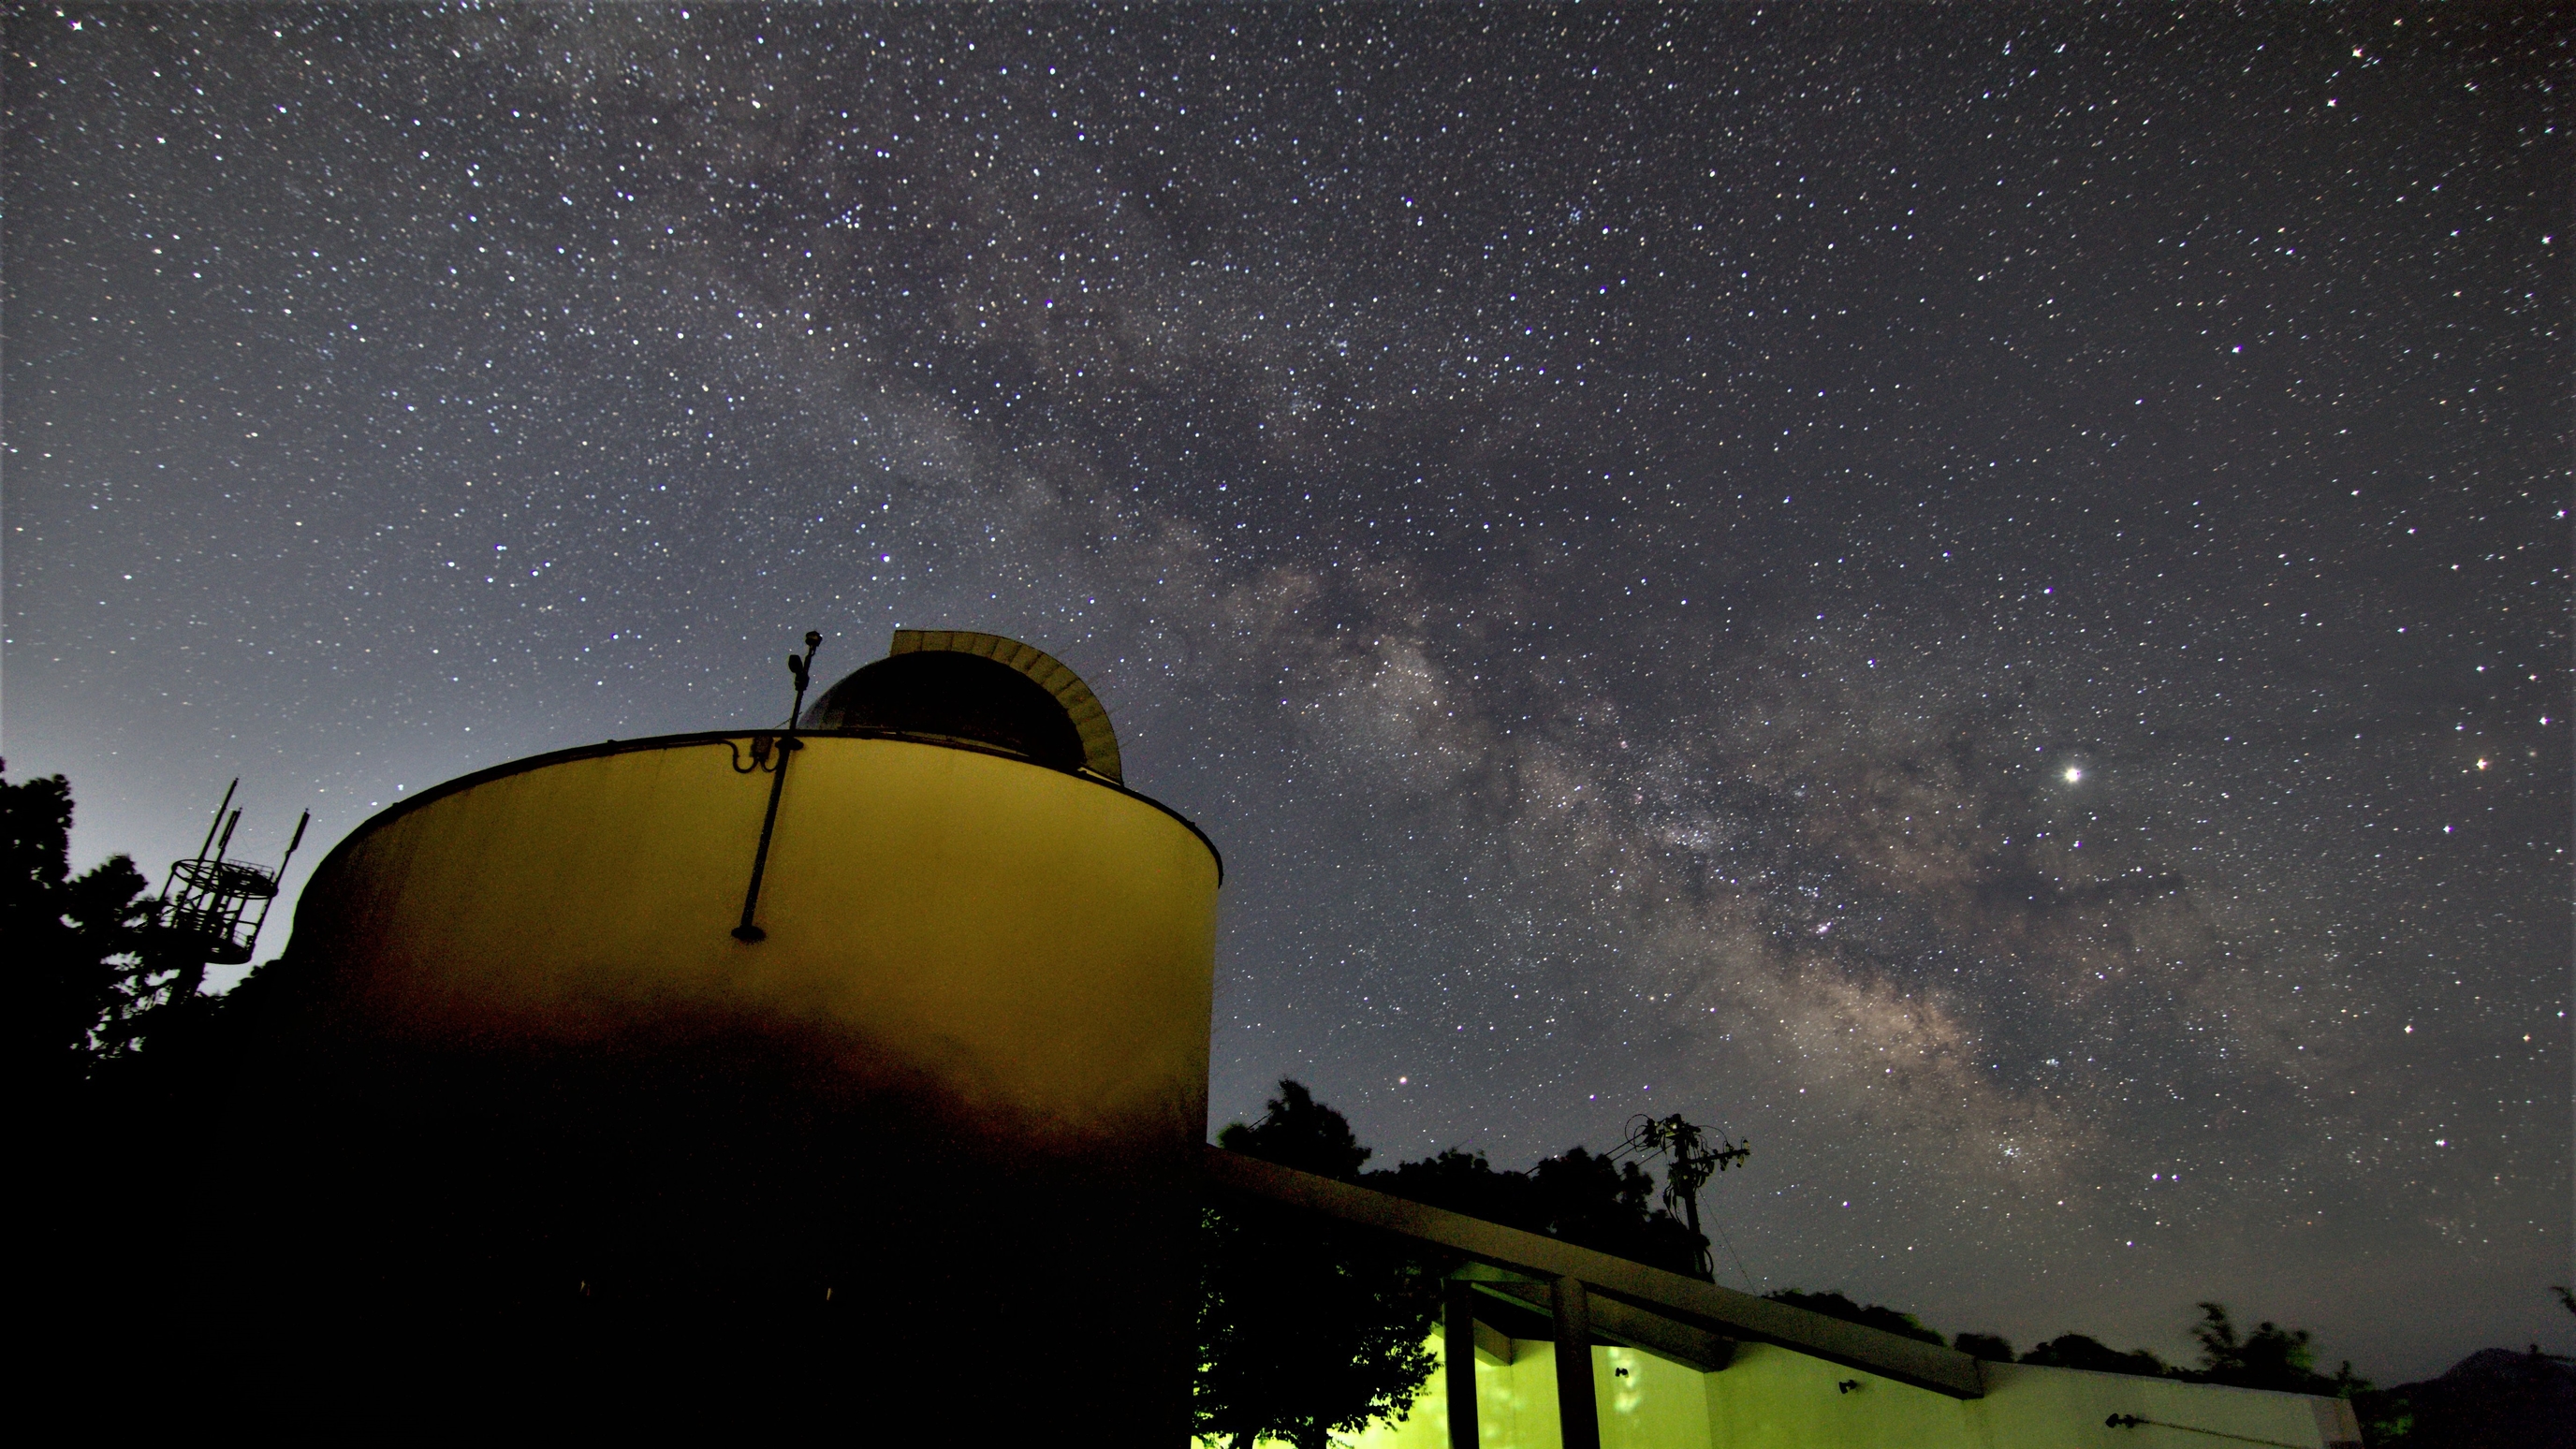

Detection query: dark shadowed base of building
xmin=42 ymin=1005 xmax=1197 ymax=1436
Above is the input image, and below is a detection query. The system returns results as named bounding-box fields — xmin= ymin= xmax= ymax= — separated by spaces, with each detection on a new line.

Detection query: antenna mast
xmin=784 ymin=630 xmax=823 ymax=726
xmin=734 ymin=630 xmax=824 ymax=943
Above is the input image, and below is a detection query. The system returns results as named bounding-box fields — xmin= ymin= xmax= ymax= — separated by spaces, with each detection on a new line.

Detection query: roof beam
xmin=1476 ymin=1281 xmax=1735 ymax=1372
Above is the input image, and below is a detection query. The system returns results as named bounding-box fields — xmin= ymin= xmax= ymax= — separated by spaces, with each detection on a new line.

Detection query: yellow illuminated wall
xmin=302 ymin=732 xmax=1218 ymax=1148
xmin=233 ymin=727 xmax=1221 ymax=1431
xmin=1263 ymin=1328 xmax=2363 ymax=1449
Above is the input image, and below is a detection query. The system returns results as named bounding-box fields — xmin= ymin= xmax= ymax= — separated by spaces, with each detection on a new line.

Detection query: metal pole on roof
xmin=731 ymin=734 xmax=797 ymax=944
xmin=194 ymin=780 xmax=238 ymax=863
xmin=163 ymin=778 xmax=240 ymax=915
xmin=784 ymin=630 xmax=823 ymax=726
xmin=735 ymin=631 xmax=821 ymax=944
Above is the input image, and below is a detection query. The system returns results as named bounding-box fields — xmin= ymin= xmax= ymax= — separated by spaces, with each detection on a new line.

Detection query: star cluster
xmin=6 ymin=4 xmax=2566 ymax=1376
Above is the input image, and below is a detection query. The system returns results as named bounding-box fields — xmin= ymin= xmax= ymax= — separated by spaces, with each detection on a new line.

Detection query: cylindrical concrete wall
xmin=214 ymin=729 xmax=1219 ymax=1428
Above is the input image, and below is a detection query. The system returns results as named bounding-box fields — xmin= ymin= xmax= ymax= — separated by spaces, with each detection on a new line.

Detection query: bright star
xmin=2064 ymin=767 xmax=2083 ymax=783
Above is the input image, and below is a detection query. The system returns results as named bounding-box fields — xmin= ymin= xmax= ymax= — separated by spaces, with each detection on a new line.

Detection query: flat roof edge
xmin=297 ymin=729 xmax=1222 ymax=912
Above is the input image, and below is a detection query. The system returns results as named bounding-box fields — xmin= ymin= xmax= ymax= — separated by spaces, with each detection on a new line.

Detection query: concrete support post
xmin=1445 ymin=1281 xmax=1480 ymax=1449
xmin=1551 ymin=1275 xmax=1601 ymax=1449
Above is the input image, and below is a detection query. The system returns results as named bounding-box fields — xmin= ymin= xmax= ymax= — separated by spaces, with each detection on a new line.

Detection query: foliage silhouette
xmin=1196 ymin=1081 xmax=1445 ymax=1449
xmin=1951 ymin=1331 xmax=2016 ymax=1362
xmin=2019 ymin=1332 xmax=2170 ymax=1376
xmin=1763 ymin=1288 xmax=1947 ymax=1346
xmin=1366 ymin=1144 xmax=1707 ymax=1277
xmin=2011 ymin=1303 xmax=2373 ymax=1400
xmin=2188 ymin=1300 xmax=2366 ymax=1397
xmin=14 ymin=769 xmax=279 ymax=1422
xmin=6 ymin=771 xmax=158 ymax=1088
xmin=1198 ymin=1081 xmax=1748 ymax=1444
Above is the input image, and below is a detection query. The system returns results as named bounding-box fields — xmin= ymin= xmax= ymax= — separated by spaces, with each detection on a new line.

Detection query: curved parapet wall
xmin=222 ymin=730 xmax=1219 ymax=1426
xmin=299 ymin=732 xmax=1216 ymax=1136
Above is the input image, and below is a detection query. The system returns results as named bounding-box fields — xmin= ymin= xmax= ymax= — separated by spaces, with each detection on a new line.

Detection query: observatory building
xmin=217 ymin=627 xmax=2364 ymax=1447
xmin=223 ymin=630 xmax=1219 ymax=1428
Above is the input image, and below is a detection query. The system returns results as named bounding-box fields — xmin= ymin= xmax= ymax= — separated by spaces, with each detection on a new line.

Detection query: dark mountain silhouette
xmin=2354 ymin=1347 xmax=2575 ymax=1448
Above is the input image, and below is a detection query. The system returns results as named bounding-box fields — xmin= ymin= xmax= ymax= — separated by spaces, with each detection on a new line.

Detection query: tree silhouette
xmin=17 ymin=768 xmax=273 ymax=1426
xmin=1196 ymin=1081 xmax=1741 ymax=1445
xmin=2188 ymin=1300 xmax=2365 ymax=1396
xmin=6 ymin=771 xmax=158 ymax=1090
xmin=1367 ymin=1144 xmax=1706 ymax=1275
xmin=1197 ymin=1081 xmax=1445 ymax=1449
xmin=2020 ymin=1332 xmax=2170 ymax=1376
xmin=1763 ymin=1289 xmax=1948 ymax=1346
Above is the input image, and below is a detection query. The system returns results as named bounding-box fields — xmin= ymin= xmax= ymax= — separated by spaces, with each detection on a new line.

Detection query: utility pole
xmin=1618 ymin=1114 xmax=1750 ymax=1281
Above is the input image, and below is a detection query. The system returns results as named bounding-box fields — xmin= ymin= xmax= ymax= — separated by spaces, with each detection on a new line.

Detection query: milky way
xmin=7 ymin=4 xmax=2566 ymax=1377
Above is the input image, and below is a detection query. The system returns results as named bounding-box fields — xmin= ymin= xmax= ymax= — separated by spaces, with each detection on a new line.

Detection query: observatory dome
xmin=799 ymin=629 xmax=1122 ymax=782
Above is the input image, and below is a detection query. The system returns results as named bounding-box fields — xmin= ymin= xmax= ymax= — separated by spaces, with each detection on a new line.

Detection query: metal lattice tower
xmin=159 ymin=778 xmax=308 ymax=972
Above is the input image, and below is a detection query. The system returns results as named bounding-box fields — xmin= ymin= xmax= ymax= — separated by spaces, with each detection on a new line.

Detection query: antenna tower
xmin=158 ymin=779 xmax=309 ymax=989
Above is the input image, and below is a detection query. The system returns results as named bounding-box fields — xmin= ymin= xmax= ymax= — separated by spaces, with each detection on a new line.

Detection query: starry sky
xmin=7 ymin=3 xmax=2567 ymax=1380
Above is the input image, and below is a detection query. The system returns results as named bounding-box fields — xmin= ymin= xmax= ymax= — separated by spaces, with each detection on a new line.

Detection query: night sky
xmin=7 ymin=4 xmax=2567 ymax=1379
